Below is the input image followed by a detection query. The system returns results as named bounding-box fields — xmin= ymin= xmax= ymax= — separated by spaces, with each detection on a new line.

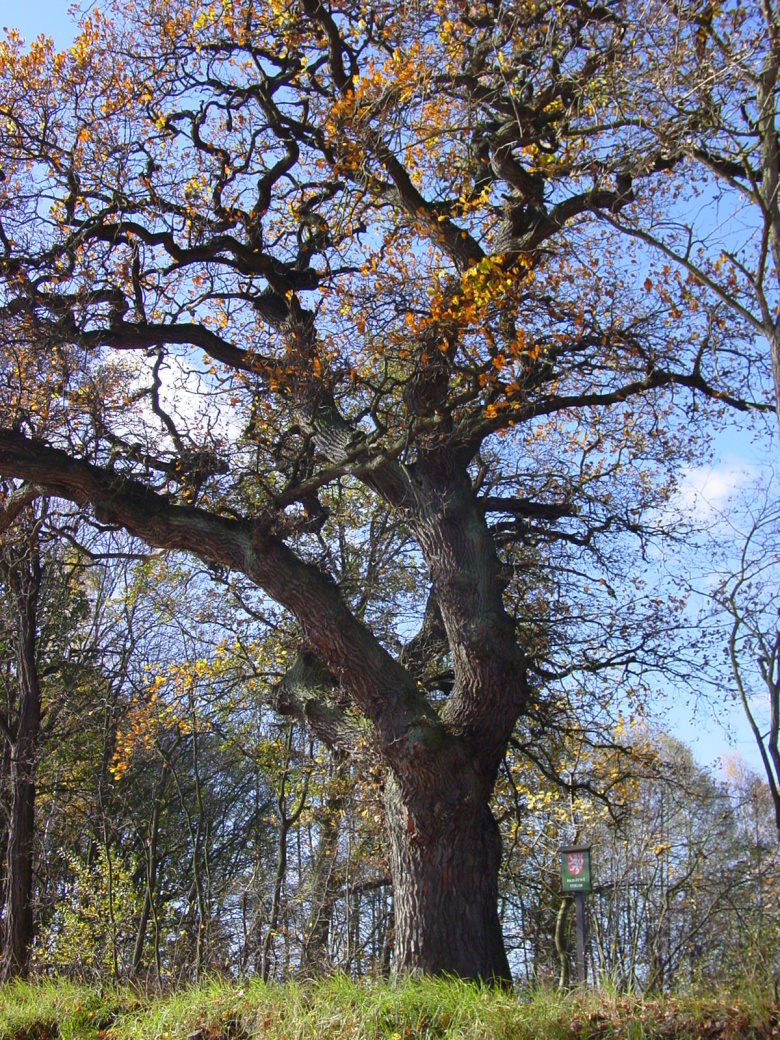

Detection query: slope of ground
xmin=0 ymin=978 xmax=777 ymax=1040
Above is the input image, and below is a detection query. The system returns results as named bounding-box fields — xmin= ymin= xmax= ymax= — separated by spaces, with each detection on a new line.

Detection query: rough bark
xmin=384 ymin=770 xmax=511 ymax=983
xmin=409 ymin=465 xmax=528 ymax=776
xmin=293 ymin=363 xmax=529 ymax=977
xmin=374 ymin=461 xmax=525 ymax=981
xmin=273 ymin=654 xmax=366 ymax=754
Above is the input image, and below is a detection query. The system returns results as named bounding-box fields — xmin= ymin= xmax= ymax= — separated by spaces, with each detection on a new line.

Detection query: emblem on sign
xmin=567 ymin=852 xmax=585 ymax=876
xmin=560 ymin=845 xmax=591 ymax=893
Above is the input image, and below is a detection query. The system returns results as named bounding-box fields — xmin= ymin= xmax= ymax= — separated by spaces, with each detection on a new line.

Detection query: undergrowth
xmin=0 ymin=976 xmax=777 ymax=1040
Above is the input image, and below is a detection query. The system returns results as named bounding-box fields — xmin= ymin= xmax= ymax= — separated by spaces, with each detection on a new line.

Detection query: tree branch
xmin=0 ymin=484 xmax=42 ymax=535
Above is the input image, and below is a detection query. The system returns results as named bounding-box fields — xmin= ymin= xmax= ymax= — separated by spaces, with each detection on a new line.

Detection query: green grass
xmin=0 ymin=977 xmax=776 ymax=1040
xmin=0 ymin=979 xmax=125 ymax=1040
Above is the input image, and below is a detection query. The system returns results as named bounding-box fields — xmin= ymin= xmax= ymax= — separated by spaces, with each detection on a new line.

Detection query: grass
xmin=0 ymin=976 xmax=776 ymax=1040
xmin=0 ymin=978 xmax=125 ymax=1040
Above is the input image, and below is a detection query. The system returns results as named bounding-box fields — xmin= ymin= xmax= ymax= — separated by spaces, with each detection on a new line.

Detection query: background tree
xmin=0 ymin=495 xmax=44 ymax=978
xmin=700 ymin=482 xmax=780 ymax=842
xmin=500 ymin=725 xmax=780 ymax=990
xmin=603 ymin=0 xmax=780 ymax=436
xmin=0 ymin=493 xmax=105 ymax=978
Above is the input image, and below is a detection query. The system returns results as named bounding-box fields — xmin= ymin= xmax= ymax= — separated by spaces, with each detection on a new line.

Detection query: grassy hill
xmin=0 ymin=978 xmax=778 ymax=1040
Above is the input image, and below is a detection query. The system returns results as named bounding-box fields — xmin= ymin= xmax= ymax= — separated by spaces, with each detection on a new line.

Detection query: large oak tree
xmin=0 ymin=0 xmax=765 ymax=979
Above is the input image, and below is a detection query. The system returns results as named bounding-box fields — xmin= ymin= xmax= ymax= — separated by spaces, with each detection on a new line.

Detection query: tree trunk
xmin=299 ymin=752 xmax=346 ymax=977
xmin=2 ymin=709 xmax=39 ymax=980
xmin=261 ymin=726 xmax=308 ymax=982
xmin=132 ymin=764 xmax=166 ymax=978
xmin=1 ymin=540 xmax=42 ymax=980
xmin=555 ymin=895 xmax=574 ymax=990
xmin=261 ymin=814 xmax=289 ymax=982
xmin=384 ymin=771 xmax=511 ymax=984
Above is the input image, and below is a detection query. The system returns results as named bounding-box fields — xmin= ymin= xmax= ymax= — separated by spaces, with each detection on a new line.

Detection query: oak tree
xmin=0 ymin=0 xmax=757 ymax=979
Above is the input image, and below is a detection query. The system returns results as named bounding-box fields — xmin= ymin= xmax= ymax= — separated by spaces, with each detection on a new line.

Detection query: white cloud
xmin=672 ymin=456 xmax=762 ymax=525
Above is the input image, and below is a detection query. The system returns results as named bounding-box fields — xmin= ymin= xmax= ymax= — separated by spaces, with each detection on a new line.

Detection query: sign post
xmin=559 ymin=845 xmax=591 ymax=985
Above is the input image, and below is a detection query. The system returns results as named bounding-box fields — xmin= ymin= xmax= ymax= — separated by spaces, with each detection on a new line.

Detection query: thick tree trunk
xmin=384 ymin=771 xmax=511 ymax=983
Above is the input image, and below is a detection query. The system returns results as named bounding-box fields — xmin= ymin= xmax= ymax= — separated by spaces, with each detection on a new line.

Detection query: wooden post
xmin=575 ymin=890 xmax=587 ymax=984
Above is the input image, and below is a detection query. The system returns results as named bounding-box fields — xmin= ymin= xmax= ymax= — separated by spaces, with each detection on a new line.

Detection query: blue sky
xmin=0 ymin=0 xmax=77 ymax=48
xmin=669 ymin=430 xmax=779 ymax=778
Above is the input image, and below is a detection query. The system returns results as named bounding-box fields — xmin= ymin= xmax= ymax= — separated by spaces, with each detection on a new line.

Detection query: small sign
xmin=560 ymin=845 xmax=591 ymax=892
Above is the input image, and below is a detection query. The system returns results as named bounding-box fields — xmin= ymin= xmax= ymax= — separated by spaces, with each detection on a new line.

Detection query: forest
xmin=0 ymin=0 xmax=778 ymax=1000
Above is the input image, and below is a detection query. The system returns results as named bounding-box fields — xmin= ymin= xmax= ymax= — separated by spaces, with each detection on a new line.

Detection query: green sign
xmin=560 ymin=847 xmax=591 ymax=892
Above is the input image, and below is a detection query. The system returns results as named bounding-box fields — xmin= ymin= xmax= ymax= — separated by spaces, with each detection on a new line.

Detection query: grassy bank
xmin=0 ymin=976 xmax=777 ymax=1040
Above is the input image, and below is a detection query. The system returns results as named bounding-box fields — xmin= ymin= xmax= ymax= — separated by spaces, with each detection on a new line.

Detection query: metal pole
xmin=575 ymin=890 xmax=587 ymax=985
